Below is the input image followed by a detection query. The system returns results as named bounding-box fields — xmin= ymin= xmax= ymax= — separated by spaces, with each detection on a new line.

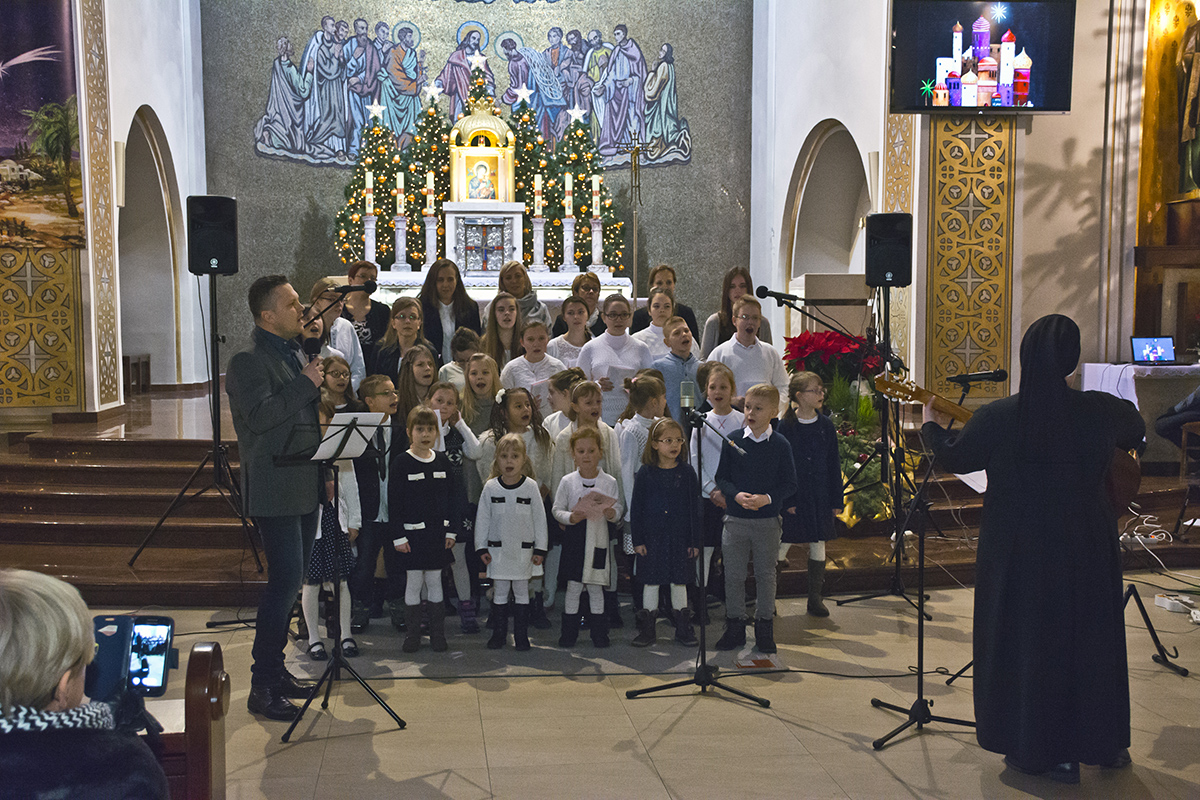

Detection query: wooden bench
xmin=144 ymin=641 xmax=231 ymax=800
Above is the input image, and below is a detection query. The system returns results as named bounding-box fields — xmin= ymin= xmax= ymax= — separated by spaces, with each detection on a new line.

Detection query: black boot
xmin=388 ymin=599 xmax=407 ymax=632
xmin=512 ymin=603 xmax=532 ymax=651
xmin=807 ymin=559 xmax=830 ymax=617
xmin=714 ymin=617 xmax=746 ymax=650
xmin=675 ymin=607 xmax=698 ymax=646
xmin=604 ymin=591 xmax=624 ymax=629
xmin=530 ymin=592 xmax=553 ymax=629
xmin=350 ymin=602 xmax=370 ymax=634
xmin=689 ymin=584 xmax=709 ymax=626
xmin=429 ymin=601 xmax=448 ymax=652
xmin=401 ymin=604 xmax=422 ymax=653
xmin=487 ymin=603 xmax=509 ymax=649
xmin=369 ymin=578 xmax=387 ymax=618
xmin=754 ymin=617 xmax=777 ymax=654
xmin=631 ymin=609 xmax=656 ymax=647
xmin=558 ymin=612 xmax=581 ymax=647
xmin=590 ymin=609 xmax=611 ymax=647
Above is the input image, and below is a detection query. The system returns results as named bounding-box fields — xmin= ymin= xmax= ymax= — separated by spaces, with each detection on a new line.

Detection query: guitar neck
xmin=927 ymin=393 xmax=973 ymax=425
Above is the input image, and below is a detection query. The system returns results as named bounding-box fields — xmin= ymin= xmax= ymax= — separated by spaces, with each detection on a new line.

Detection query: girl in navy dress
xmin=778 ymin=371 xmax=843 ymax=617
xmin=630 ymin=418 xmax=699 ymax=647
xmin=391 ymin=407 xmax=460 ymax=652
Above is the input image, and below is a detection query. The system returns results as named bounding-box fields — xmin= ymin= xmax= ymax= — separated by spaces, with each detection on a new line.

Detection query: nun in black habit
xmin=921 ymin=314 xmax=1145 ymax=781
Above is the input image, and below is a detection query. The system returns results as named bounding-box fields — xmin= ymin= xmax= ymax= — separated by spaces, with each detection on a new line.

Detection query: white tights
xmin=779 ymin=541 xmax=825 ymax=561
xmin=642 ymin=583 xmax=687 ymax=611
xmin=564 ymin=581 xmax=604 ymax=615
xmin=405 ymin=569 xmax=443 ymax=606
xmin=491 ymin=578 xmax=530 ymax=605
xmin=301 ymin=581 xmax=351 ymax=645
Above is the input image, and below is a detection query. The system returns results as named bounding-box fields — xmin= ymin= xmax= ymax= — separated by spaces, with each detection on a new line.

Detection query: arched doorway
xmin=779 ymin=120 xmax=872 ymax=336
xmin=117 ymin=106 xmax=182 ymax=386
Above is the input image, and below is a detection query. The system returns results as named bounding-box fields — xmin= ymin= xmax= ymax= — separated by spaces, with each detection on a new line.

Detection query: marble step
xmin=0 ymin=484 xmax=246 ymax=517
xmin=0 ymin=513 xmax=253 ymax=548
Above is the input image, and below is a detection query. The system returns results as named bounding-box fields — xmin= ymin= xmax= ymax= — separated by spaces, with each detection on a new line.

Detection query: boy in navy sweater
xmin=713 ymin=383 xmax=798 ymax=653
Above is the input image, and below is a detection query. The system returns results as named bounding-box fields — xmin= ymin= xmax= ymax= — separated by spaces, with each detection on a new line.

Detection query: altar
xmin=369 ymin=270 xmax=632 ymax=318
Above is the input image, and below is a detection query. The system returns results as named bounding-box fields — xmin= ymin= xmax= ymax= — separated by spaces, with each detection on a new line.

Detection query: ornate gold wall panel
xmin=79 ymin=0 xmax=120 ymax=406
xmin=883 ymin=114 xmax=916 ymax=360
xmin=925 ymin=117 xmax=1014 ymax=399
xmin=0 ymin=248 xmax=82 ymax=408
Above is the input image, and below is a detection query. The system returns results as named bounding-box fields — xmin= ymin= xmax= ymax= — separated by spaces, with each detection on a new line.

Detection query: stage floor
xmin=116 ymin=576 xmax=1200 ymax=799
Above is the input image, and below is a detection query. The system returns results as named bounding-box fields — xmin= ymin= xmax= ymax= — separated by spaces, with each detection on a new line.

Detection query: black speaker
xmin=187 ymin=195 xmax=238 ymax=276
xmin=864 ymin=213 xmax=912 ymax=288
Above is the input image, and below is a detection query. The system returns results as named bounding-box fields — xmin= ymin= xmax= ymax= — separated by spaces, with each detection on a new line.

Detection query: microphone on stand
xmin=755 ymin=285 xmax=803 ymax=303
xmin=946 ymin=369 xmax=1007 ymax=385
xmin=682 ymin=379 xmax=746 ymax=456
xmin=330 ymin=279 xmax=378 ymax=295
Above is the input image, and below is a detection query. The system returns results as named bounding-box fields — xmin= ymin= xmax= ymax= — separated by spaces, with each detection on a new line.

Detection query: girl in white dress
xmin=577 ymin=294 xmax=653 ymax=425
xmin=542 ymin=367 xmax=586 ymax=441
xmin=546 ymin=295 xmax=592 ymax=368
xmin=631 ymin=288 xmax=700 ymax=361
xmin=475 ymin=434 xmax=549 ymax=651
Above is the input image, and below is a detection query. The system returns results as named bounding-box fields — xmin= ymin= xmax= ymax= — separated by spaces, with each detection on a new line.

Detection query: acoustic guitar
xmin=873 ymin=374 xmax=1142 ymax=510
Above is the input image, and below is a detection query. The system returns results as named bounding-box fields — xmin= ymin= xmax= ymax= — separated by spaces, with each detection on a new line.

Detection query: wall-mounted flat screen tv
xmin=889 ymin=0 xmax=1076 ymax=114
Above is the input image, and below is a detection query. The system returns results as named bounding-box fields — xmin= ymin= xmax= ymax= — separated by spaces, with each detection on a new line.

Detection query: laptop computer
xmin=1131 ymin=336 xmax=1179 ymax=365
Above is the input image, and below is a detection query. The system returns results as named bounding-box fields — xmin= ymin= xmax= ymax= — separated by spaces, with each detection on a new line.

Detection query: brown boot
xmin=631 ymin=609 xmax=656 ymax=647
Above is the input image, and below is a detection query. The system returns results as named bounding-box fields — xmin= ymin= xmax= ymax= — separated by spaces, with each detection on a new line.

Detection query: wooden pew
xmin=145 ymin=642 xmax=231 ymax=800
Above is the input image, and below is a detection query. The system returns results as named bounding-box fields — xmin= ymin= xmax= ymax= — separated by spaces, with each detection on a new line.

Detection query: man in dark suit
xmin=630 ymin=264 xmax=699 ymax=338
xmin=226 ymin=275 xmax=324 ymax=721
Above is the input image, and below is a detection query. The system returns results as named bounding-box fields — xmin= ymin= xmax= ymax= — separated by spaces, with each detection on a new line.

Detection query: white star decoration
xmin=513 ymin=83 xmax=534 ymax=105
xmin=422 ymin=84 xmax=444 ymax=103
xmin=566 ymin=106 xmax=588 ymax=125
xmin=467 ymin=51 xmax=488 ymax=72
xmin=366 ymin=101 xmax=385 ymax=119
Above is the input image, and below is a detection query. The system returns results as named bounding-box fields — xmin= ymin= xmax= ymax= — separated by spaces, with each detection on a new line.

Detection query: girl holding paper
xmin=576 ymin=294 xmax=653 ymax=426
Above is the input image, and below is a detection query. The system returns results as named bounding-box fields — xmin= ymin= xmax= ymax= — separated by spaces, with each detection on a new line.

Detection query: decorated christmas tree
xmin=398 ymin=99 xmax=452 ymax=268
xmin=508 ymin=100 xmax=557 ymax=263
xmin=334 ymin=112 xmax=405 ymax=268
xmin=554 ymin=119 xmax=623 ymax=270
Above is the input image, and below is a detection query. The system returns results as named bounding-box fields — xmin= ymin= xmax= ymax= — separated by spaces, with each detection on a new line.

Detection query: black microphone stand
xmin=625 ymin=406 xmax=785 ymax=707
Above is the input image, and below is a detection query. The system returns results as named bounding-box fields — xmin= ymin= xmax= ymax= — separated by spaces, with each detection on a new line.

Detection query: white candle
xmin=591 ymin=175 xmax=600 ymax=215
xmin=564 ymin=172 xmax=573 ymax=218
xmin=396 ymin=172 xmax=403 ymax=195
xmin=425 ymin=170 xmax=435 ymax=215
xmin=365 ymin=170 xmax=374 ymax=216
xmin=534 ymin=173 xmax=543 ymax=218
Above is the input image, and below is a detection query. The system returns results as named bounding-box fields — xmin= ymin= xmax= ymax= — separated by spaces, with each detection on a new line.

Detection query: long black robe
xmin=923 ymin=390 xmax=1144 ymax=766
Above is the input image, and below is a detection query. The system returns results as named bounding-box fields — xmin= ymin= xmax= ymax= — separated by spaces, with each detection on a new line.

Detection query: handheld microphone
xmin=946 ymin=369 xmax=1007 ymax=385
xmin=755 ymin=285 xmax=803 ymax=303
xmin=302 ymin=337 xmax=323 ymax=362
xmin=331 ymin=279 xmax=377 ymax=295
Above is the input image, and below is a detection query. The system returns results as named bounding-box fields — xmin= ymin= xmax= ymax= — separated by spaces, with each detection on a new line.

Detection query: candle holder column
xmin=392 ymin=215 xmax=408 ymax=271
xmin=561 ymin=217 xmax=578 ymax=273
xmin=588 ymin=217 xmax=605 ymax=273
xmin=423 ymin=214 xmax=439 ymax=268
xmin=364 ymin=215 xmax=377 ymax=264
xmin=530 ymin=217 xmax=548 ymax=272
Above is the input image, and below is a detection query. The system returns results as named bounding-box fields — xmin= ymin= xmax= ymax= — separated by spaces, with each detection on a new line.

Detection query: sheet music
xmin=601 ymin=365 xmax=638 ymax=421
xmin=312 ymin=412 xmax=385 ymax=460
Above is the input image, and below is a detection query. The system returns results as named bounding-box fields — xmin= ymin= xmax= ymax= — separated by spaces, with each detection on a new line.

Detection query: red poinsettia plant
xmin=784 ymin=330 xmax=884 ymax=384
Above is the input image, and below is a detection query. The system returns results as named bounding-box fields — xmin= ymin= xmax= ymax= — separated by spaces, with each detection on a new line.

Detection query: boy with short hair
xmin=707 ymin=296 xmax=789 ymax=407
xmin=651 ymin=315 xmax=699 ymax=425
xmin=712 ymin=383 xmax=798 ymax=654
xmin=438 ymin=327 xmax=481 ymax=392
xmin=500 ymin=320 xmax=567 ymax=400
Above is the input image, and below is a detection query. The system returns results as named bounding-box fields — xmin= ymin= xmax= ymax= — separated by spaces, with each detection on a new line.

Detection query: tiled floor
xmin=110 ymin=573 xmax=1200 ymax=799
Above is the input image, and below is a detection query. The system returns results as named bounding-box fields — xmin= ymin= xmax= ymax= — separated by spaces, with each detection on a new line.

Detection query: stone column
xmin=392 ymin=215 xmax=407 ymax=270
xmin=530 ymin=218 xmax=548 ymax=272
xmin=423 ymin=215 xmax=439 ymax=268
xmin=588 ymin=216 xmax=605 ymax=273
xmin=560 ymin=217 xmax=578 ymax=273
xmin=364 ymin=215 xmax=377 ymax=264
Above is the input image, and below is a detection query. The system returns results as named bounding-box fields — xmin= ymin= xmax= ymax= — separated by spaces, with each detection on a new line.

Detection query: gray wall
xmin=199 ymin=0 xmax=752 ymax=361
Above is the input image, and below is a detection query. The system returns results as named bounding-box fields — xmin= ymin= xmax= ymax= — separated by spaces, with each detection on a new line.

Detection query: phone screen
xmin=129 ymin=619 xmax=173 ymax=696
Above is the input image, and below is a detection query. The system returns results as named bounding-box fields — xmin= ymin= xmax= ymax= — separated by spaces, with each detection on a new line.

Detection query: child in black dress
xmin=778 ymin=371 xmax=843 ymax=617
xmin=391 ymin=407 xmax=459 ymax=653
xmin=630 ymin=418 xmax=699 ymax=647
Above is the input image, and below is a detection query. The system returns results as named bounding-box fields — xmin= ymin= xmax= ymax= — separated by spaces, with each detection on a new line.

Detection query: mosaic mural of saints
xmin=253 ymin=16 xmax=691 ymax=169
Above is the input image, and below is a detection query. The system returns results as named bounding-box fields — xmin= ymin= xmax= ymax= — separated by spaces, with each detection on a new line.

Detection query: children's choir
xmin=301 ymin=265 xmax=843 ymax=659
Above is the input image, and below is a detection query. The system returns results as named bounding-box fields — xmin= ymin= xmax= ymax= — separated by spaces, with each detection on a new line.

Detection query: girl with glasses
xmin=577 ymin=294 xmax=653 ymax=426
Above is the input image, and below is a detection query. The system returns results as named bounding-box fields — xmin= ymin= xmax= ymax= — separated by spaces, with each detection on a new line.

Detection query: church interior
xmin=3 ymin=1 xmax=1200 ymax=798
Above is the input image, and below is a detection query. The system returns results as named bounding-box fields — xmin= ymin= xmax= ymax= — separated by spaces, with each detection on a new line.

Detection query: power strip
xmin=1155 ymin=594 xmax=1197 ymax=614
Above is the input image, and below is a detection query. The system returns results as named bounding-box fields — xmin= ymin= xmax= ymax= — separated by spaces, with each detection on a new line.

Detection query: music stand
xmin=281 ymin=412 xmax=406 ymax=742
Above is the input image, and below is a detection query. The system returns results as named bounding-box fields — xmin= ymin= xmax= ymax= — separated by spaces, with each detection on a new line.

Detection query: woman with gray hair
xmin=0 ymin=569 xmax=168 ymax=798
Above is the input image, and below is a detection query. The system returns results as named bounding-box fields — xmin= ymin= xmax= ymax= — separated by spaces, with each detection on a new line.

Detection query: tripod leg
xmin=945 ymin=659 xmax=973 ymax=686
xmin=130 ymin=453 xmax=212 ymax=567
xmin=215 ymin=449 xmax=265 ymax=572
xmin=1125 ymin=585 xmax=1189 ymax=676
xmin=1172 ymin=481 xmax=1195 ymax=540
xmin=280 ymin=668 xmax=332 ymax=743
xmin=625 ymin=677 xmax=701 ymax=699
xmin=706 ymin=678 xmax=771 ymax=708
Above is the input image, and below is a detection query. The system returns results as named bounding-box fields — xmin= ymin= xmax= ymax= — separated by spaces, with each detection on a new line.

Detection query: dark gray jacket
xmin=226 ymin=326 xmax=322 ymax=517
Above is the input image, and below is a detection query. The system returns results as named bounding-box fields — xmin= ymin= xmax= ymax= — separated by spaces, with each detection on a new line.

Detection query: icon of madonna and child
xmin=468 ymin=161 xmax=496 ymax=199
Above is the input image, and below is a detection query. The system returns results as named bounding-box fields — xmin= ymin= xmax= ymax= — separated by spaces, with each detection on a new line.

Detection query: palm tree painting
xmin=22 ymin=96 xmax=79 ymax=218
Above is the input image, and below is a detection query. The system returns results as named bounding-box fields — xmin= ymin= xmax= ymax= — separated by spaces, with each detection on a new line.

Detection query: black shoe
xmin=714 ymin=617 xmax=746 ymax=651
xmin=350 ymin=603 xmax=370 ymax=634
xmin=590 ymin=612 xmax=611 ymax=648
xmin=631 ymin=609 xmax=656 ymax=648
xmin=247 ymin=685 xmax=300 ymax=721
xmin=754 ymin=617 xmax=777 ymax=654
xmin=1003 ymin=756 xmax=1080 ymax=784
xmin=530 ymin=592 xmax=553 ymax=630
xmin=674 ymin=607 xmax=698 ymax=647
xmin=559 ymin=612 xmax=581 ymax=647
xmin=488 ymin=603 xmax=509 ymax=650
xmin=1099 ymin=749 xmax=1132 ymax=769
xmin=276 ymin=670 xmax=316 ymax=699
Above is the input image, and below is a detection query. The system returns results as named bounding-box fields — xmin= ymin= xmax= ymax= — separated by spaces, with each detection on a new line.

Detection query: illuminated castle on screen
xmin=929 ymin=16 xmax=1034 ymax=108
